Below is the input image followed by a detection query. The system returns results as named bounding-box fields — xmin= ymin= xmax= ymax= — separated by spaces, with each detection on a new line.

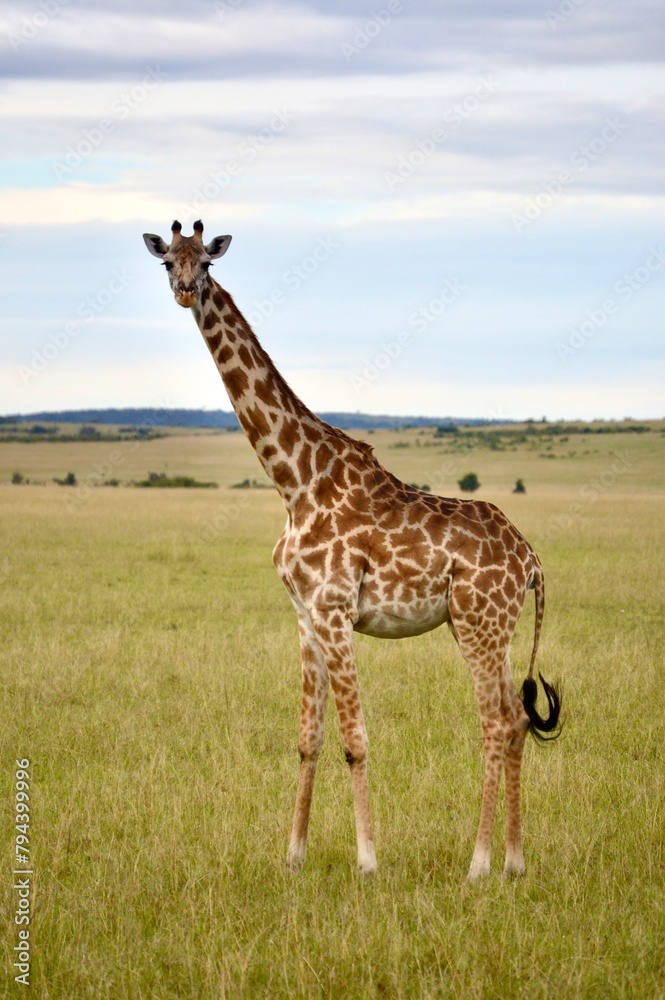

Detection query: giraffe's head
xmin=143 ymin=220 xmax=232 ymax=308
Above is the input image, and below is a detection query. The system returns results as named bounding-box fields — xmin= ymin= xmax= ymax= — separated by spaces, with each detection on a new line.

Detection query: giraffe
xmin=143 ymin=220 xmax=561 ymax=879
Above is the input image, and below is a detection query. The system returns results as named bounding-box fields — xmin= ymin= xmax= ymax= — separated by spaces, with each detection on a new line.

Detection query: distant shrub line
xmin=10 ymin=471 xmax=219 ymax=489
xmin=132 ymin=473 xmax=218 ymax=489
xmin=0 ymin=424 xmax=166 ymax=444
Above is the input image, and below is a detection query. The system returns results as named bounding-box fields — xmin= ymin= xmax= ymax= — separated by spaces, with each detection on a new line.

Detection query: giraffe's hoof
xmin=357 ymin=846 xmax=377 ymax=876
xmin=286 ymin=845 xmax=306 ymax=871
xmin=502 ymin=861 xmax=525 ymax=879
xmin=466 ymin=860 xmax=490 ymax=882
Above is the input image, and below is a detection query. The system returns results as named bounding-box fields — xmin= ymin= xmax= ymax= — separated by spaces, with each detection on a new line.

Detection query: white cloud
xmin=0 ymin=1 xmax=663 ymax=418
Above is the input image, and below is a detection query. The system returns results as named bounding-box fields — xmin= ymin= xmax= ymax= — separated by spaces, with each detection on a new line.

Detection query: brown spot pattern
xmin=273 ymin=461 xmax=298 ymax=491
xmin=255 ymin=377 xmax=279 ymax=408
xmin=238 ymin=344 xmax=254 ymax=370
xmin=225 ymin=366 xmax=249 ymax=400
xmin=206 ymin=330 xmax=222 ymax=352
xmin=278 ymin=417 xmax=300 ymax=457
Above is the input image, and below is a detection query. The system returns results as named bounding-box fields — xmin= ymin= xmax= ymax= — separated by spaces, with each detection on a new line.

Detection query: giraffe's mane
xmin=321 ymin=421 xmax=376 ymax=459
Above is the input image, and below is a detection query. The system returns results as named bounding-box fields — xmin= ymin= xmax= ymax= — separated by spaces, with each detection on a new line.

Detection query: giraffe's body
xmin=143 ymin=222 xmax=561 ymax=879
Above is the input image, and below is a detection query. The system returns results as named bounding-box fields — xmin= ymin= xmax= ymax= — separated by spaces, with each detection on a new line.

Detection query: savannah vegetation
xmin=1 ymin=419 xmax=663 ymax=998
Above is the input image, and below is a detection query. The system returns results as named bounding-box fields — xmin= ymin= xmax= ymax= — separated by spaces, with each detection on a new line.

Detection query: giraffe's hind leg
xmin=448 ymin=578 xmax=527 ymax=879
xmin=464 ymin=652 xmax=508 ymax=880
xmin=502 ymin=660 xmax=530 ymax=876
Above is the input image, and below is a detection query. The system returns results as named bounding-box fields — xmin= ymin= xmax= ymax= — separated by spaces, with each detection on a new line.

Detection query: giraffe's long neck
xmin=192 ymin=275 xmax=339 ymax=507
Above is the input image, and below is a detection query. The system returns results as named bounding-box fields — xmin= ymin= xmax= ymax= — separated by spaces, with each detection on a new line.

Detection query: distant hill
xmin=2 ymin=408 xmax=496 ymax=431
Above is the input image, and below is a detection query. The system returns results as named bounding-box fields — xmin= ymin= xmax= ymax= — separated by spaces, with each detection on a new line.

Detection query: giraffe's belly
xmin=354 ymin=594 xmax=450 ymax=639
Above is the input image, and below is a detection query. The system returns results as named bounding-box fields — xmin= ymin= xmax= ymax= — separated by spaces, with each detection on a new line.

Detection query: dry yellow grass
xmin=0 ymin=423 xmax=663 ymax=997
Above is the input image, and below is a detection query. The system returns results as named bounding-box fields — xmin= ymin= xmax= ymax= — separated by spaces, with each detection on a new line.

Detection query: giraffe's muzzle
xmin=175 ymin=290 xmax=197 ymax=308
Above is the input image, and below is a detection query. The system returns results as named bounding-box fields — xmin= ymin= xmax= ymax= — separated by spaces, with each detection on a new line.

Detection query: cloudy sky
xmin=1 ymin=0 xmax=663 ymax=420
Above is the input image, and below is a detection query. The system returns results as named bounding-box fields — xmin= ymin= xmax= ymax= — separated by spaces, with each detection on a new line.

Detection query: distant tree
xmin=54 ymin=472 xmax=77 ymax=486
xmin=458 ymin=472 xmax=480 ymax=493
xmin=231 ymin=478 xmax=273 ymax=490
xmin=513 ymin=479 xmax=526 ymax=494
xmin=11 ymin=472 xmax=23 ymax=484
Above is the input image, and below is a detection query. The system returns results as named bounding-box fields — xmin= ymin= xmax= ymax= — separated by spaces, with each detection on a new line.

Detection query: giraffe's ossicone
xmin=143 ymin=220 xmax=562 ymax=879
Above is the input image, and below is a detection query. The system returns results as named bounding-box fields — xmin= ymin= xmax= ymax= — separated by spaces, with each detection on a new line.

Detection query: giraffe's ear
xmin=205 ymin=235 xmax=232 ymax=259
xmin=143 ymin=233 xmax=169 ymax=258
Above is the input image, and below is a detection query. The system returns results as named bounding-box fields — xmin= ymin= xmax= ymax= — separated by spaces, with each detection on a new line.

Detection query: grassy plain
xmin=1 ymin=422 xmax=664 ymax=998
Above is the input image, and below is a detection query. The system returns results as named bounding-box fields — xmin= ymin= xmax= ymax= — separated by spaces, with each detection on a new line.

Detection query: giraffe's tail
xmin=520 ymin=559 xmax=562 ymax=742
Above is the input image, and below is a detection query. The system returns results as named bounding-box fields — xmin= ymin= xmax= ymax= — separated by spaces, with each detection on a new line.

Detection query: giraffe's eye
xmin=201 ymin=262 xmax=211 ymax=271
xmin=163 ymin=261 xmax=173 ymax=271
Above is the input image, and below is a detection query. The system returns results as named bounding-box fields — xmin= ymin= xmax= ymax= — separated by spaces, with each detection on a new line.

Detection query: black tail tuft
xmin=521 ymin=672 xmax=563 ymax=743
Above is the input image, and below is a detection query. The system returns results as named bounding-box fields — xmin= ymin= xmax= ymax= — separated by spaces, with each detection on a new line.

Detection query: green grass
xmin=1 ymin=425 xmax=664 ymax=998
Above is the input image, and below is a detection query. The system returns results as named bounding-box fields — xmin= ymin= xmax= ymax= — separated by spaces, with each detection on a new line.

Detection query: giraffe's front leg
xmin=286 ymin=609 xmax=329 ymax=871
xmin=310 ymin=608 xmax=377 ymax=875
